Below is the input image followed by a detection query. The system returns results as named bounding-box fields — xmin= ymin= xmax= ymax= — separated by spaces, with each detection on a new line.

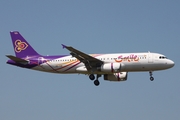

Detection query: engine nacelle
xmin=100 ymin=63 xmax=121 ymax=73
xmin=104 ymin=72 xmax=128 ymax=81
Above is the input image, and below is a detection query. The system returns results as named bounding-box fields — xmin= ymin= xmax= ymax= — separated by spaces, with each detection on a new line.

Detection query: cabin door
xmin=148 ymin=53 xmax=153 ymax=63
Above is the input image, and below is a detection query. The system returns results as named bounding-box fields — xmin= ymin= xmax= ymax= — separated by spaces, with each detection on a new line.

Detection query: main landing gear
xmin=149 ymin=71 xmax=154 ymax=81
xmin=89 ymin=74 xmax=95 ymax=80
xmin=89 ymin=74 xmax=101 ymax=86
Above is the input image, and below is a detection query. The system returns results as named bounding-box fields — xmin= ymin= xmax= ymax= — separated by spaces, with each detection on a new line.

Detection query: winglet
xmin=61 ymin=44 xmax=67 ymax=49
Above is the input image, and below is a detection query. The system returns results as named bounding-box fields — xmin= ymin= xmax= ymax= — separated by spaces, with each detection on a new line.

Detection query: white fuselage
xmin=32 ymin=52 xmax=174 ymax=74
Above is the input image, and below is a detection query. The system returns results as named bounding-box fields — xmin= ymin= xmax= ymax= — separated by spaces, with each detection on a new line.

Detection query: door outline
xmin=38 ymin=57 xmax=45 ymax=65
xmin=148 ymin=53 xmax=153 ymax=63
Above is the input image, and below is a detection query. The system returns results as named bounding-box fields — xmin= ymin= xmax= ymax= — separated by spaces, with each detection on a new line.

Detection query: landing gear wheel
xmin=150 ymin=77 xmax=154 ymax=81
xmin=94 ymin=80 xmax=100 ymax=86
xmin=149 ymin=71 xmax=154 ymax=81
xmin=89 ymin=74 xmax=95 ymax=80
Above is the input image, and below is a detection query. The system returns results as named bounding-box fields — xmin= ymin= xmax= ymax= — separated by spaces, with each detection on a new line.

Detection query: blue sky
xmin=0 ymin=0 xmax=180 ymax=120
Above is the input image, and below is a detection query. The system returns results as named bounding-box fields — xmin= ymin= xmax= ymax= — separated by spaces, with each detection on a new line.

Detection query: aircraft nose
xmin=167 ymin=60 xmax=175 ymax=68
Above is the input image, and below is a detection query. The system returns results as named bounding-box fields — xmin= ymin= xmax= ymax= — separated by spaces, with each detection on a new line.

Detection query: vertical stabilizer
xmin=10 ymin=31 xmax=40 ymax=58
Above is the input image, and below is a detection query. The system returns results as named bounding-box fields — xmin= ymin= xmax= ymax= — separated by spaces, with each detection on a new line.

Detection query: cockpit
xmin=159 ymin=56 xmax=167 ymax=59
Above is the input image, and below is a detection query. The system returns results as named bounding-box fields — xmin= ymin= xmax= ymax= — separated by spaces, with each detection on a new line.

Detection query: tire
xmin=89 ymin=74 xmax=95 ymax=80
xmin=94 ymin=80 xmax=100 ymax=86
xmin=150 ymin=77 xmax=154 ymax=81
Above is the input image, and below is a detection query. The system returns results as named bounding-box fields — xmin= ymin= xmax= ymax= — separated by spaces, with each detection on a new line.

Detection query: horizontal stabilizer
xmin=6 ymin=55 xmax=29 ymax=64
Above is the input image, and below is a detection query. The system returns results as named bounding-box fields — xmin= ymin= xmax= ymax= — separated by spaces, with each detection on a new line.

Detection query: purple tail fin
xmin=10 ymin=31 xmax=40 ymax=58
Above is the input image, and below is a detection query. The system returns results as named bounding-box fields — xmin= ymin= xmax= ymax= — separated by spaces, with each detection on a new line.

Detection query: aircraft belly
xmin=123 ymin=63 xmax=166 ymax=72
xmin=123 ymin=63 xmax=151 ymax=72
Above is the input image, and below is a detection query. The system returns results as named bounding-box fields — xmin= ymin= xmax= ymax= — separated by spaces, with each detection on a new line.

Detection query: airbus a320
xmin=6 ymin=31 xmax=174 ymax=86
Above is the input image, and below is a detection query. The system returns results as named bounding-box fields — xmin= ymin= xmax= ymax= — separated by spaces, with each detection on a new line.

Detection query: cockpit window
xmin=159 ymin=56 xmax=167 ymax=59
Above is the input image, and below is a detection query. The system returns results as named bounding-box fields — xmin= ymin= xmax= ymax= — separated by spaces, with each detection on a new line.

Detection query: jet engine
xmin=100 ymin=63 xmax=121 ymax=73
xmin=104 ymin=72 xmax=128 ymax=81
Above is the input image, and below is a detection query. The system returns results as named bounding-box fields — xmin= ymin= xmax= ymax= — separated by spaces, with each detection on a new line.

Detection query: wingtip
xmin=61 ymin=44 xmax=67 ymax=49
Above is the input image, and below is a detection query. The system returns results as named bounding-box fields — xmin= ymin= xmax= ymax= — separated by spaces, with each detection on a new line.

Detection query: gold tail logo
xmin=14 ymin=40 xmax=28 ymax=53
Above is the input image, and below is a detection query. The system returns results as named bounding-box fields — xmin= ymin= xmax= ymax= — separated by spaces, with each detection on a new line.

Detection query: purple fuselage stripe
xmin=111 ymin=63 xmax=114 ymax=73
xmin=64 ymin=62 xmax=81 ymax=72
xmin=117 ymin=73 xmax=120 ymax=81
xmin=55 ymin=61 xmax=79 ymax=71
xmin=6 ymin=55 xmax=68 ymax=68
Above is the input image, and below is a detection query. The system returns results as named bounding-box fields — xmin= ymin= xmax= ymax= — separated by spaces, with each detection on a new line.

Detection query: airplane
xmin=6 ymin=31 xmax=174 ymax=86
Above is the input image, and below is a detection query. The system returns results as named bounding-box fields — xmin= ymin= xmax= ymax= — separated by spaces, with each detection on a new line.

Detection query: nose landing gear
xmin=149 ymin=71 xmax=154 ymax=81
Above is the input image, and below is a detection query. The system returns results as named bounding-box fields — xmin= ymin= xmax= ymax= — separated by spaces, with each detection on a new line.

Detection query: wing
xmin=62 ymin=44 xmax=103 ymax=71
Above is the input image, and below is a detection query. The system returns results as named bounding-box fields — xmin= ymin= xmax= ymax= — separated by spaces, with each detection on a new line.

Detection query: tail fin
xmin=10 ymin=31 xmax=40 ymax=58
